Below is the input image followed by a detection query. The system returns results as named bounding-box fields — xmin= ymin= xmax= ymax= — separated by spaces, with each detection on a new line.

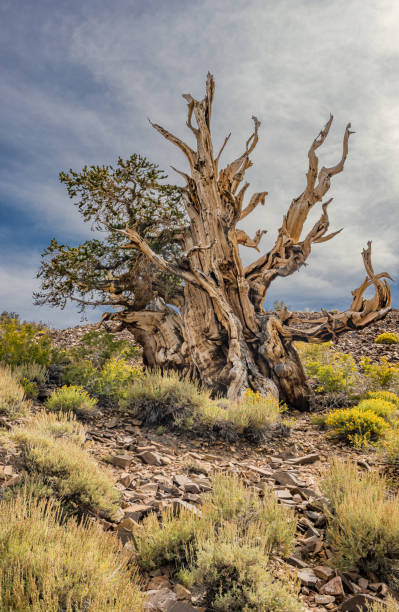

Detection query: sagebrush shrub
xmin=325 ymin=407 xmax=388 ymax=446
xmin=374 ymin=332 xmax=399 ymax=345
xmin=0 ymin=492 xmax=143 ymax=611
xmin=13 ymin=425 xmax=120 ymax=519
xmin=321 ymin=460 xmax=399 ymax=581
xmin=134 ymin=506 xmax=205 ymax=571
xmin=202 ymin=474 xmax=296 ymax=557
xmin=46 ymin=385 xmax=98 ymax=417
xmin=193 ymin=527 xmax=302 ymax=612
xmin=133 ymin=473 xmax=296 ymax=583
xmin=0 ymin=366 xmax=30 ymax=420
xmin=0 ymin=317 xmax=52 ymax=366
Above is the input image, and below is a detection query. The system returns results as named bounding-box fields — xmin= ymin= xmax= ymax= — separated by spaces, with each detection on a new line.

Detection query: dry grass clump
xmin=321 ymin=460 xmax=399 ymax=583
xmin=120 ymin=369 xmax=211 ymax=426
xmin=132 ymin=474 xmax=300 ymax=610
xmin=0 ymin=365 xmax=30 ymax=420
xmin=0 ymin=492 xmax=143 ymax=611
xmin=46 ymin=385 xmax=98 ymax=417
xmin=122 ymin=371 xmax=283 ymax=442
xmin=12 ymin=421 xmax=120 ymax=520
xmin=365 ymin=595 xmax=399 ymax=611
xmin=217 ymin=390 xmax=282 ymax=437
xmin=30 ymin=410 xmax=86 ymax=445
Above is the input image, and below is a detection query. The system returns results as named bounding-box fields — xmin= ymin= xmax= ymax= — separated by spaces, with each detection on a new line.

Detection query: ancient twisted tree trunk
xmin=109 ymin=75 xmax=391 ymax=409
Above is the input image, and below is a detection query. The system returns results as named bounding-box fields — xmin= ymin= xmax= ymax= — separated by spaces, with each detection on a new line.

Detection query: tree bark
xmin=107 ymin=75 xmax=391 ymax=410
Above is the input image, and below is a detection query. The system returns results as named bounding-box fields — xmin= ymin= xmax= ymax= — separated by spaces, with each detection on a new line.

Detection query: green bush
xmin=321 ymin=460 xmax=399 ymax=582
xmin=122 ymin=371 xmax=283 ymax=442
xmin=202 ymin=474 xmax=296 ymax=557
xmin=0 ymin=316 xmax=52 ymax=366
xmin=69 ymin=329 xmax=139 ymax=366
xmin=46 ymin=385 xmax=98 ymax=417
xmin=62 ymin=359 xmax=97 ymax=387
xmin=374 ymin=332 xmax=399 ymax=345
xmin=325 ymin=407 xmax=388 ymax=446
xmin=0 ymin=492 xmax=143 ymax=611
xmin=13 ymin=423 xmax=120 ymax=520
xmin=0 ymin=366 xmax=30 ymax=420
xmin=11 ymin=362 xmax=47 ymax=399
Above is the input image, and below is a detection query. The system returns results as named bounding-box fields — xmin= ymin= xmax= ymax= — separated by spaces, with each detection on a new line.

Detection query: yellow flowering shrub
xmin=356 ymin=398 xmax=398 ymax=421
xmin=366 ymin=390 xmax=399 ymax=407
xmin=374 ymin=332 xmax=399 ymax=344
xmin=325 ymin=407 xmax=388 ymax=446
xmin=91 ymin=358 xmax=142 ymax=403
xmin=0 ymin=316 xmax=53 ymax=366
xmin=360 ymin=356 xmax=399 ymax=390
xmin=46 ymin=385 xmax=98 ymax=417
xmin=306 ymin=352 xmax=359 ymax=393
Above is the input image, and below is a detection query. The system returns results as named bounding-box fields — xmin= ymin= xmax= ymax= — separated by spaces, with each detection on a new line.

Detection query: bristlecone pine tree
xmin=36 ymin=74 xmax=392 ymax=409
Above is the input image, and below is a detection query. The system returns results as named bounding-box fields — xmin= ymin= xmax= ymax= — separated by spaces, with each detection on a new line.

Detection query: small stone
xmin=288 ymin=453 xmax=320 ymax=466
xmin=138 ymin=451 xmax=163 ymax=466
xmin=285 ymin=555 xmax=309 ymax=569
xmin=315 ymin=594 xmax=335 ymax=604
xmin=174 ymin=584 xmax=192 ymax=600
xmin=147 ymin=576 xmax=170 ymax=590
xmin=144 ymin=588 xmax=177 ymax=611
xmin=314 ymin=566 xmax=335 ymax=581
xmin=3 ymin=474 xmax=22 ymax=487
xmin=273 ymin=470 xmax=301 ymax=486
xmin=320 ymin=576 xmax=344 ymax=597
xmin=124 ymin=503 xmax=153 ymax=521
xmin=110 ymin=454 xmax=132 ymax=468
xmin=275 ymin=488 xmax=292 ymax=500
xmin=298 ymin=568 xmax=319 ymax=587
xmin=118 ymin=473 xmax=133 ymax=487
xmin=119 ymin=517 xmax=139 ymax=531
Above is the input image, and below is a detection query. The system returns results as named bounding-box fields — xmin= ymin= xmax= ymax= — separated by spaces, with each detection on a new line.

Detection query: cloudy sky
xmin=1 ymin=0 xmax=398 ymax=327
